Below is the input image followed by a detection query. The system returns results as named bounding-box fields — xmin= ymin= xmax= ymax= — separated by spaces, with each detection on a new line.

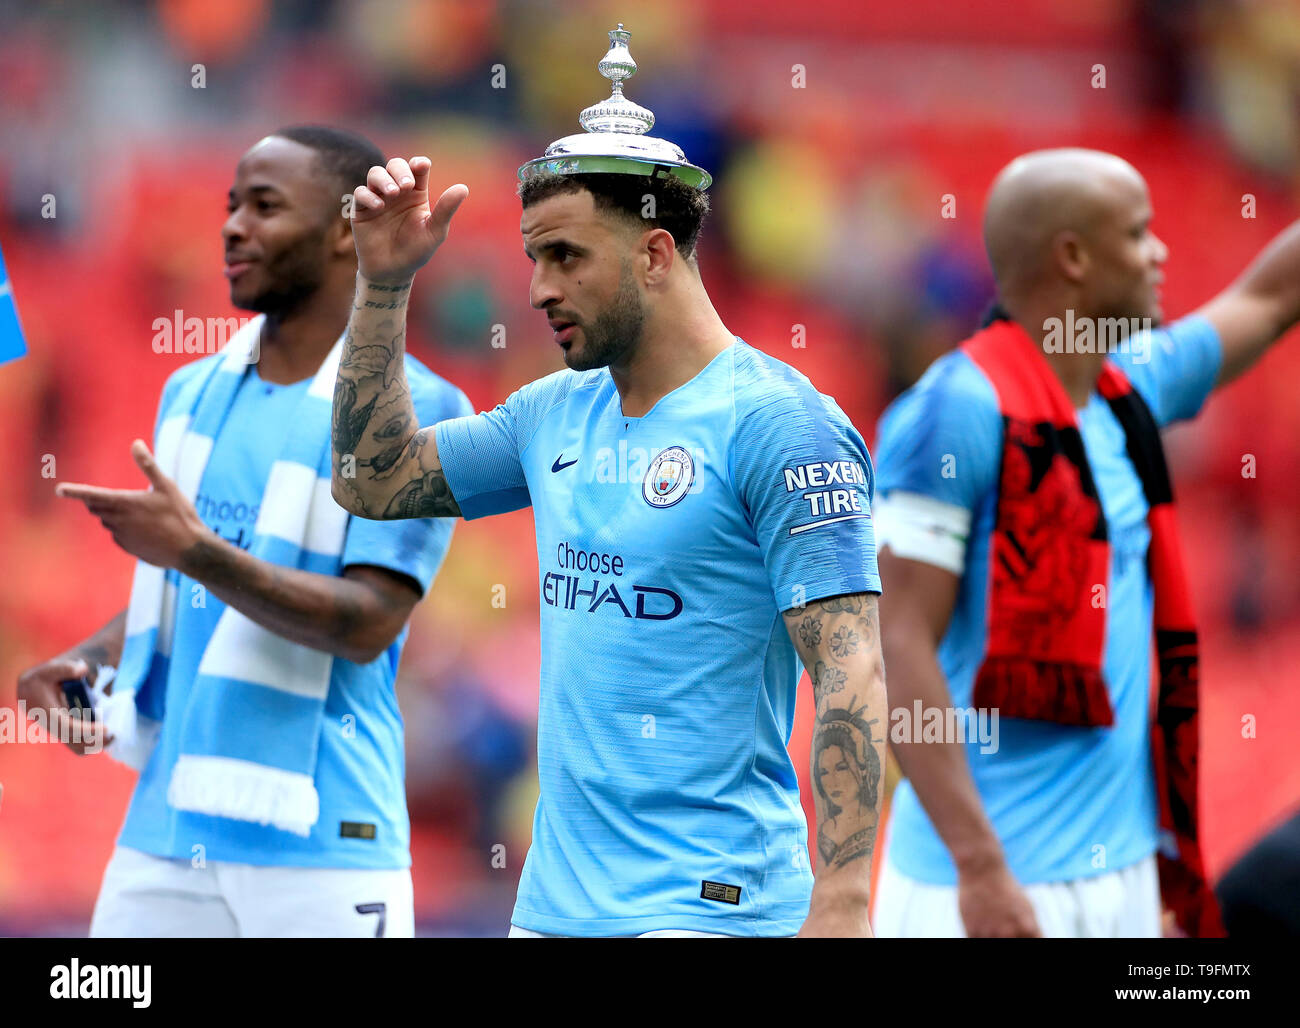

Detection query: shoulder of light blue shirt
xmin=873 ymin=313 xmax=1223 ymax=511
xmin=726 ymin=338 xmax=875 ymax=494
xmin=153 ymin=349 xmax=473 ymax=433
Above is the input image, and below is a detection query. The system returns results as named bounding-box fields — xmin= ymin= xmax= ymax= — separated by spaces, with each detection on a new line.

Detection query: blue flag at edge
xmin=0 ymin=243 xmax=29 ymax=366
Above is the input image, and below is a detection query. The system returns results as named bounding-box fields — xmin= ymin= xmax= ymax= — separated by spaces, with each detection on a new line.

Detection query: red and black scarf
xmin=962 ymin=316 xmax=1223 ymax=937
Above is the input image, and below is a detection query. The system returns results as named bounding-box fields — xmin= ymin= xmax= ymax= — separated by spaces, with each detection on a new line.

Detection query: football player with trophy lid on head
xmin=331 ymin=25 xmax=886 ymax=937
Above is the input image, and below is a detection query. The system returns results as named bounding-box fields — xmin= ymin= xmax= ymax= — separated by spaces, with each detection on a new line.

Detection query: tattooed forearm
xmin=818 ymin=825 xmax=876 ymax=868
xmin=373 ymin=412 xmax=411 ymax=441
xmin=333 ymin=376 xmax=379 ymax=458
xmin=812 ymin=662 xmax=847 ymax=706
xmin=784 ymin=593 xmax=887 ymax=879
xmin=331 ymin=275 xmax=460 ymax=520
xmin=368 ymin=442 xmax=409 ymax=475
xmin=797 ymin=614 xmax=822 ymax=649
xmin=383 ymin=467 xmax=459 ymax=518
xmin=830 ymin=624 xmax=859 ymax=658
xmin=821 ymin=594 xmax=865 ymax=615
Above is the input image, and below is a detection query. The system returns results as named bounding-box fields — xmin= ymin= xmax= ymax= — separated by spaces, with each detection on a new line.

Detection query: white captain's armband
xmin=873 ymin=490 xmax=970 ymax=575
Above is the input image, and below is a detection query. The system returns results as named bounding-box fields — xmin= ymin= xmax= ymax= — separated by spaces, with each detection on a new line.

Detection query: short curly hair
xmin=519 ymin=171 xmax=710 ymax=259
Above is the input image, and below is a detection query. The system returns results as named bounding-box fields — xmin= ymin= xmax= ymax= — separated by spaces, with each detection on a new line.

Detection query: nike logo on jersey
xmin=551 ymin=454 xmax=579 ymax=472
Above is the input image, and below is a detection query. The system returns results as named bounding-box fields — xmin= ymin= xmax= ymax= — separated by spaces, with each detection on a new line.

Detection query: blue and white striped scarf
xmin=107 ymin=315 xmax=347 ymax=837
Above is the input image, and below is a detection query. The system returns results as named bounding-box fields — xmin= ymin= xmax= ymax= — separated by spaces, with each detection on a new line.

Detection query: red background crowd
xmin=2 ymin=0 xmax=1298 ymax=933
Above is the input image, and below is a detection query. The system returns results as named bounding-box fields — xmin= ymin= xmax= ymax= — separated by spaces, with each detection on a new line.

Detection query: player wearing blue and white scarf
xmin=22 ymin=128 xmax=469 ymax=937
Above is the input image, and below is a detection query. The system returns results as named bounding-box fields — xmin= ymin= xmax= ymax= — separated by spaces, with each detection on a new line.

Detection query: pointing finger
xmin=55 ymin=483 xmax=130 ymax=505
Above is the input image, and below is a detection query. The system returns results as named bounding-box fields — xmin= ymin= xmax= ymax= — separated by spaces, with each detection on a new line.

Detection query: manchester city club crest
xmin=643 ymin=446 xmax=694 ymax=508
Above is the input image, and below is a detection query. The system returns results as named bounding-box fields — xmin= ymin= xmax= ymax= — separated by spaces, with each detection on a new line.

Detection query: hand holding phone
xmin=60 ymin=676 xmax=97 ymax=721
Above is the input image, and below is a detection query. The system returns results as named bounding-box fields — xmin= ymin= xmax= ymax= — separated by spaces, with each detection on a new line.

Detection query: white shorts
xmin=872 ymin=851 xmax=1161 ymax=938
xmin=89 ymin=846 xmax=414 ymax=938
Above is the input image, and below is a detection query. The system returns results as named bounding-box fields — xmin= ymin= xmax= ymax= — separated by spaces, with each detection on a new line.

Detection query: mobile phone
xmin=60 ymin=677 xmax=97 ymax=721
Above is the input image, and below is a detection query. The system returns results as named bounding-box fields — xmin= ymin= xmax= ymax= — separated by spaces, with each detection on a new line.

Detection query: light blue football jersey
xmin=874 ymin=315 xmax=1222 ymax=886
xmin=119 ymin=355 xmax=471 ymax=869
xmin=436 ymin=339 xmax=881 ymax=936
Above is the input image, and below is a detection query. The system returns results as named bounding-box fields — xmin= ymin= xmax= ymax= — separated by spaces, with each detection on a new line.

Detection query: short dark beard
xmin=565 ymin=260 xmax=645 ymax=372
xmin=234 ymin=221 xmax=331 ymax=318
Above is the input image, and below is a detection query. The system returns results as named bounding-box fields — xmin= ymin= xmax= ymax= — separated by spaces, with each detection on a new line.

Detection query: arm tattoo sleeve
xmin=331 ymin=277 xmax=461 ymax=519
xmin=783 ymin=593 xmax=887 ymax=873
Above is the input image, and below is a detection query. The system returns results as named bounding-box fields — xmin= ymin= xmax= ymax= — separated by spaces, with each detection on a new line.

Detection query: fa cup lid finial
xmin=517 ymin=23 xmax=712 ymax=190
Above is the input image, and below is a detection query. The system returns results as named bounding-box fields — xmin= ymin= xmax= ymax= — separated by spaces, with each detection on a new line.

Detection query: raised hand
xmin=351 ymin=156 xmax=469 ymax=284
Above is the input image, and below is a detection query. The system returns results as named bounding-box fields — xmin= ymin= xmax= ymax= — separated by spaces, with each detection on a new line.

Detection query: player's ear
xmin=331 ymin=206 xmax=357 ymax=259
xmin=1052 ymin=229 xmax=1089 ymax=285
xmin=643 ymin=227 xmax=676 ymax=286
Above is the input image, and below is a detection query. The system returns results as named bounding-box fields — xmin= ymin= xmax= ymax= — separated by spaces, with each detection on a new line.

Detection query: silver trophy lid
xmin=517 ymin=24 xmax=712 ymax=190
